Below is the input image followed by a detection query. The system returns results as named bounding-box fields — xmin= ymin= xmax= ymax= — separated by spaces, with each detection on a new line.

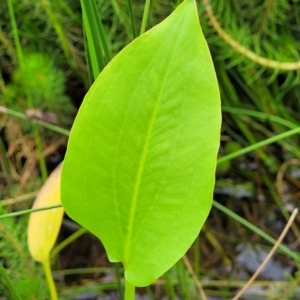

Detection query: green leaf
xmin=61 ymin=0 xmax=221 ymax=287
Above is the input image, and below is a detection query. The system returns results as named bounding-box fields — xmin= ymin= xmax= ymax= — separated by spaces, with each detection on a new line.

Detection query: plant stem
xmin=140 ymin=0 xmax=151 ymax=35
xmin=0 ymin=204 xmax=62 ymax=220
xmin=6 ymin=0 xmax=23 ymax=63
xmin=81 ymin=0 xmax=111 ymax=80
xmin=32 ymin=123 xmax=48 ymax=181
xmin=125 ymin=279 xmax=135 ymax=300
xmin=38 ymin=0 xmax=72 ymax=65
xmin=212 ymin=200 xmax=300 ymax=263
xmin=127 ymin=0 xmax=137 ymax=38
xmin=0 ymin=262 xmax=22 ymax=300
xmin=7 ymin=0 xmax=23 ymax=63
xmin=193 ymin=235 xmax=200 ymax=277
xmin=217 ymin=127 xmax=300 ymax=164
xmin=115 ymin=263 xmax=124 ymax=300
xmin=0 ymin=105 xmax=70 ymax=136
xmin=164 ymin=271 xmax=177 ymax=299
xmin=51 ymin=227 xmax=87 ymax=258
xmin=0 ymin=191 xmax=38 ymax=207
xmin=222 ymin=106 xmax=298 ymax=129
xmin=146 ymin=286 xmax=154 ymax=300
xmin=43 ymin=258 xmax=58 ymax=300
xmin=177 ymin=259 xmax=189 ymax=300
xmin=202 ymin=0 xmax=300 ymax=70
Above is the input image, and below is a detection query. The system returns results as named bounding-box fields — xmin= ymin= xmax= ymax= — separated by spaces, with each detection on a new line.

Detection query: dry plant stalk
xmin=183 ymin=255 xmax=207 ymax=300
xmin=276 ymin=158 xmax=300 ymax=196
xmin=0 ymin=191 xmax=39 ymax=207
xmin=232 ymin=208 xmax=298 ymax=300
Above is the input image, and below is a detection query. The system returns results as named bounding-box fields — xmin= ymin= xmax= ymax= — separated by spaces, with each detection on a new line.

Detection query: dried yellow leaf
xmin=27 ymin=163 xmax=64 ymax=262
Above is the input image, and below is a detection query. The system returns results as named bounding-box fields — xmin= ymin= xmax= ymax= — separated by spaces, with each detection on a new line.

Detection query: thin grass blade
xmin=80 ymin=0 xmax=111 ymax=79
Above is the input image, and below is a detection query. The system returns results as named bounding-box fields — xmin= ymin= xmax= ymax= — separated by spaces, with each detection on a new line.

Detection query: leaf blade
xmin=62 ymin=0 xmax=221 ymax=286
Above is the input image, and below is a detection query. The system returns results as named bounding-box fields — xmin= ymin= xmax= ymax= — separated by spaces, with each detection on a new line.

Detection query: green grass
xmin=1 ymin=0 xmax=300 ymax=299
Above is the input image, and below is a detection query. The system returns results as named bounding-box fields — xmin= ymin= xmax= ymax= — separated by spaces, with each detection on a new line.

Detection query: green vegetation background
xmin=0 ymin=0 xmax=300 ymax=299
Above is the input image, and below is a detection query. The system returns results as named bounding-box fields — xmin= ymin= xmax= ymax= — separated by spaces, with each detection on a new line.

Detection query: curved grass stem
xmin=202 ymin=0 xmax=300 ymax=70
xmin=51 ymin=227 xmax=87 ymax=258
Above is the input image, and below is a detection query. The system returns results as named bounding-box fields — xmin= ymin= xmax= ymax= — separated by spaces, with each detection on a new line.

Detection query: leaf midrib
xmin=123 ymin=17 xmax=185 ymax=265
